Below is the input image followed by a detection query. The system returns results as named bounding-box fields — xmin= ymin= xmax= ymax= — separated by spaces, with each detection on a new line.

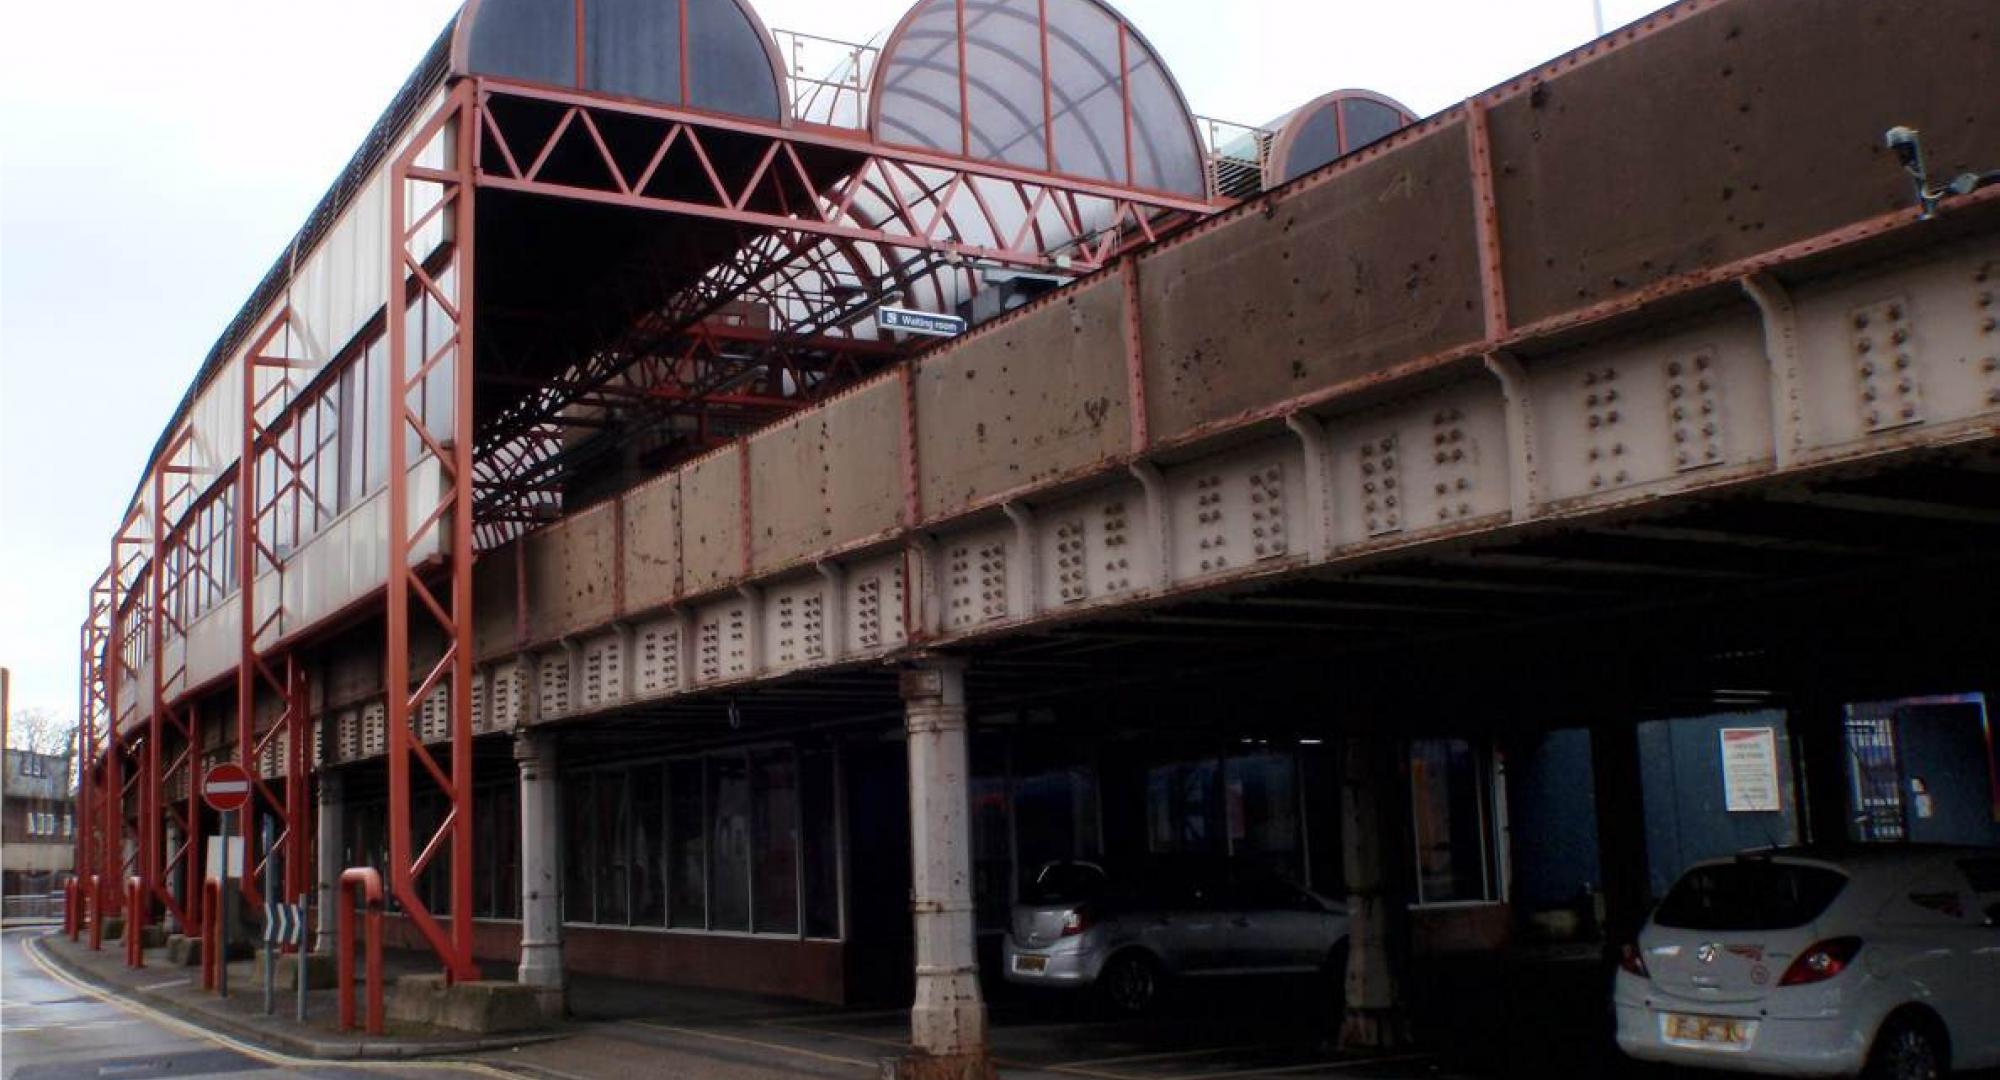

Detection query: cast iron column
xmin=314 ymin=771 xmax=343 ymax=954
xmin=897 ymin=657 xmax=991 ymax=1078
xmin=1340 ymin=733 xmax=1413 ymax=1049
xmin=515 ymin=729 xmax=565 ymax=991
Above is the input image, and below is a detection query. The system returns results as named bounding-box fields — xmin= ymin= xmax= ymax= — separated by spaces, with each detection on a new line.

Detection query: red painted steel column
xmin=146 ymin=465 xmax=169 ymax=927
xmin=383 ymin=83 xmax=479 ymax=982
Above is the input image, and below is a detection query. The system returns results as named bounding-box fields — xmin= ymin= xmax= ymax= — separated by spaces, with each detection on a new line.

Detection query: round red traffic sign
xmin=202 ymin=762 xmax=253 ymax=814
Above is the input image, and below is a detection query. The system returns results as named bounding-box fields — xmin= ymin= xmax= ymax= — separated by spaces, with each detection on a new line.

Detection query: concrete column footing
xmin=879 ymin=1052 xmax=997 ymax=1080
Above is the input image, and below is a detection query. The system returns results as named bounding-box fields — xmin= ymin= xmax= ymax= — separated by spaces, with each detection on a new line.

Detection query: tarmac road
xmin=0 ymin=928 xmax=507 ymax=1080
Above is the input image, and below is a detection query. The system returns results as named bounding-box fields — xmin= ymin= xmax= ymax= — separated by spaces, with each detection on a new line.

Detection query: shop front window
xmin=668 ymin=759 xmax=706 ymax=929
xmin=563 ymin=748 xmax=842 ymax=937
xmin=1148 ymin=758 xmax=1220 ymax=854
xmin=708 ymin=755 xmax=752 ymax=931
xmin=1410 ymin=739 xmax=1498 ymax=904
xmin=751 ymin=750 xmax=799 ymax=934
xmin=1226 ymin=753 xmax=1300 ymax=879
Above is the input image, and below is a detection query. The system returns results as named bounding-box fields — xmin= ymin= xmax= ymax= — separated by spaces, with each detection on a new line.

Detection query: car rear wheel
xmin=1098 ymin=952 xmax=1163 ymax=1016
xmin=1865 ymin=1013 xmax=1947 ymax=1080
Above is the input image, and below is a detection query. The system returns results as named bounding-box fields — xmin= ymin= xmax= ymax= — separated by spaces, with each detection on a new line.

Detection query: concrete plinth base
xmin=251 ymin=952 xmax=336 ymax=990
xmin=387 ymin=974 xmax=561 ymax=1034
xmin=139 ymin=927 xmax=169 ymax=948
xmin=878 ymin=1053 xmax=997 ymax=1080
xmin=164 ymin=935 xmax=255 ymax=967
xmin=101 ymin=917 xmax=125 ymax=941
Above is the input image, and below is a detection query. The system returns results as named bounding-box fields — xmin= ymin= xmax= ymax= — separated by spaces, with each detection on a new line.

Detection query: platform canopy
xmin=456 ymin=0 xmax=790 ymax=122
xmin=870 ymin=0 xmax=1208 ymax=197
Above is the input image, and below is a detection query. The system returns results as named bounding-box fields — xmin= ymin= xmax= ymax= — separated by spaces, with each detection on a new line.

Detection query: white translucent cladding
xmin=122 ymin=87 xmax=448 ymax=548
xmin=278 ymin=455 xmax=447 ymax=633
xmin=181 ymin=592 xmax=241 ymax=692
xmin=871 ymin=0 xmax=1206 ymax=197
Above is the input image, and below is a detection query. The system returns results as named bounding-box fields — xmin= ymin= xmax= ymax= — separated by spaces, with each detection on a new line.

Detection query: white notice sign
xmin=204 ymin=835 xmax=246 ymax=879
xmin=1719 ymin=727 xmax=1781 ymax=813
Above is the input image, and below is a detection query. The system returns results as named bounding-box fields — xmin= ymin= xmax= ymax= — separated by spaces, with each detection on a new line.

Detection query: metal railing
xmin=773 ymin=27 xmax=879 ymax=129
xmin=1 ymin=891 xmax=69 ymax=922
xmin=1196 ymin=115 xmax=1275 ymax=201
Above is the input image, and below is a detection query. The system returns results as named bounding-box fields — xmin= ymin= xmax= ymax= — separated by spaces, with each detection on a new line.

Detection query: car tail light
xmin=1060 ymin=906 xmax=1095 ymax=937
xmin=1779 ymin=937 xmax=1863 ymax=986
xmin=1618 ymin=942 xmax=1649 ymax=978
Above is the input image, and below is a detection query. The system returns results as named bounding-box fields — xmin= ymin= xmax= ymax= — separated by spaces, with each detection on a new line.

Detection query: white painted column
xmin=515 ymin=729 xmax=565 ymax=990
xmin=313 ymin=771 xmax=343 ymax=953
xmin=900 ymin=657 xmax=990 ymax=1073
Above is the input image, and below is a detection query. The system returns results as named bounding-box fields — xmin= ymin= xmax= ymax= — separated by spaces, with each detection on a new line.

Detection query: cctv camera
xmin=1884 ymin=126 xmax=1923 ymax=172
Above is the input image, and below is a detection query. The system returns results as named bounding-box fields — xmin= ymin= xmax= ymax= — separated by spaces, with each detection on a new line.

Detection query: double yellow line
xmin=18 ymin=932 xmax=519 ymax=1078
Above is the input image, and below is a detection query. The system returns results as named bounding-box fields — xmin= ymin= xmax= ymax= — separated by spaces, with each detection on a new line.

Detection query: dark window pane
xmin=686 ymin=0 xmax=783 ymax=121
xmin=668 ymin=759 xmax=706 ymax=928
xmin=1147 ymin=759 xmax=1219 ymax=854
xmin=1280 ymin=106 xmax=1343 ymax=184
xmin=363 ymin=337 xmax=388 ymax=495
xmin=710 ymin=756 xmax=751 ymax=931
xmin=465 ymin=0 xmax=578 ymax=89
xmin=1225 ymin=753 xmax=1299 ymax=879
xmin=1017 ymin=766 xmax=1100 ymax=875
xmin=1411 ymin=739 xmax=1491 ymax=903
xmin=632 ymin=764 xmax=666 ymax=926
xmin=585 ymin=0 xmax=683 ymax=106
xmin=752 ymin=750 xmax=799 ymax=934
xmin=1339 ymin=98 xmax=1407 ymax=151
xmin=563 ymin=773 xmax=595 ymax=923
xmin=597 ymin=769 xmax=630 ymax=925
xmin=497 ymin=783 xmax=521 ymax=919
xmin=800 ymin=747 xmax=840 ymax=938
xmin=474 ymin=785 xmax=496 ymax=918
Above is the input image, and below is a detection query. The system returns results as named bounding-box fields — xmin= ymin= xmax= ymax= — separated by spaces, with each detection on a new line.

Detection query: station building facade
xmin=70 ymin=0 xmax=2000 ymax=1063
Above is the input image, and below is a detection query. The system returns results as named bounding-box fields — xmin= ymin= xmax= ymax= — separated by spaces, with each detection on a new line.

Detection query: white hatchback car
xmin=1615 ymin=845 xmax=2000 ymax=1079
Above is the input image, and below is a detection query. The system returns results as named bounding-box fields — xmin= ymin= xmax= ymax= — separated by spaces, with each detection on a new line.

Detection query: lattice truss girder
xmin=467 ymin=80 xmax=1205 ymax=543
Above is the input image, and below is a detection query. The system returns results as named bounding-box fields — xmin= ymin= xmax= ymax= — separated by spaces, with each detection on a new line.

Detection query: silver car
xmin=1002 ymin=856 xmax=1349 ymax=1014
xmin=1616 ymin=845 xmax=2000 ymax=1079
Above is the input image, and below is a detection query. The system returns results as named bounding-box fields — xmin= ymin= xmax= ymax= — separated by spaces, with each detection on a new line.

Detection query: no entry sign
xmin=203 ymin=762 xmax=253 ymax=814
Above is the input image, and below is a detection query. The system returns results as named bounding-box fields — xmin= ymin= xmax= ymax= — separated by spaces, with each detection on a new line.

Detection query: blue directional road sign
xmin=263 ymin=901 xmax=305 ymax=946
xmin=878 ymin=306 xmax=966 ymax=338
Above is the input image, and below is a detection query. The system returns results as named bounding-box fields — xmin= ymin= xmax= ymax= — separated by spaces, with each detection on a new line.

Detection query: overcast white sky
xmin=0 ymin=0 xmax=1672 ymax=737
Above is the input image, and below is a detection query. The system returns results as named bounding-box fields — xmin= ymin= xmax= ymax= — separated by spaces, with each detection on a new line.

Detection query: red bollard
xmin=63 ymin=880 xmax=78 ymax=940
xmin=201 ymin=877 xmax=223 ymax=992
xmin=336 ymin=867 xmax=384 ymax=1035
xmin=125 ymin=877 xmax=146 ymax=969
xmin=87 ymin=875 xmax=103 ymax=951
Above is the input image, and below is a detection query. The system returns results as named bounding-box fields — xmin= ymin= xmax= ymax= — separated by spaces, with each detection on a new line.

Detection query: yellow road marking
xmin=628 ymin=1020 xmax=878 ymax=1069
xmin=19 ymin=932 xmax=519 ymax=1078
xmin=1169 ymin=1051 xmax=1433 ymax=1080
xmin=1054 ymin=1043 xmax=1263 ymax=1068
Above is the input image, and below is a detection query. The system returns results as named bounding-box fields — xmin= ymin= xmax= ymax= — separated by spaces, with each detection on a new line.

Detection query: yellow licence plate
xmin=1014 ymin=954 xmax=1048 ymax=973
xmin=1663 ymin=1013 xmax=1752 ymax=1048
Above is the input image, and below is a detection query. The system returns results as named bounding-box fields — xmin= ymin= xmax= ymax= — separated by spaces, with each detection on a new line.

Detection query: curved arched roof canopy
xmin=1267 ymin=89 xmax=1416 ymax=187
xmin=870 ymin=0 xmax=1207 ymax=198
xmin=456 ymin=0 xmax=789 ymax=123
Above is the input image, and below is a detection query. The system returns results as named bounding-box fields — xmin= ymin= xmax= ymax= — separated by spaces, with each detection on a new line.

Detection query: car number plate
xmin=1013 ymin=954 xmax=1048 ymax=974
xmin=1662 ymin=1013 xmax=1753 ymax=1049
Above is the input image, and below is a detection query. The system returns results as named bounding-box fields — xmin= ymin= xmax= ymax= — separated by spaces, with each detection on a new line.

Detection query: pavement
xmin=39 ymin=925 xmax=1959 ymax=1080
xmin=7 ymin=927 xmax=1479 ymax=1079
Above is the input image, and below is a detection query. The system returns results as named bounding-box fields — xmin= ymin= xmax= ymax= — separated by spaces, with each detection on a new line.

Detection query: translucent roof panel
xmin=871 ymin=0 xmax=1207 ymax=197
xmin=1268 ymin=89 xmax=1417 ymax=186
xmin=461 ymin=0 xmax=786 ymax=122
